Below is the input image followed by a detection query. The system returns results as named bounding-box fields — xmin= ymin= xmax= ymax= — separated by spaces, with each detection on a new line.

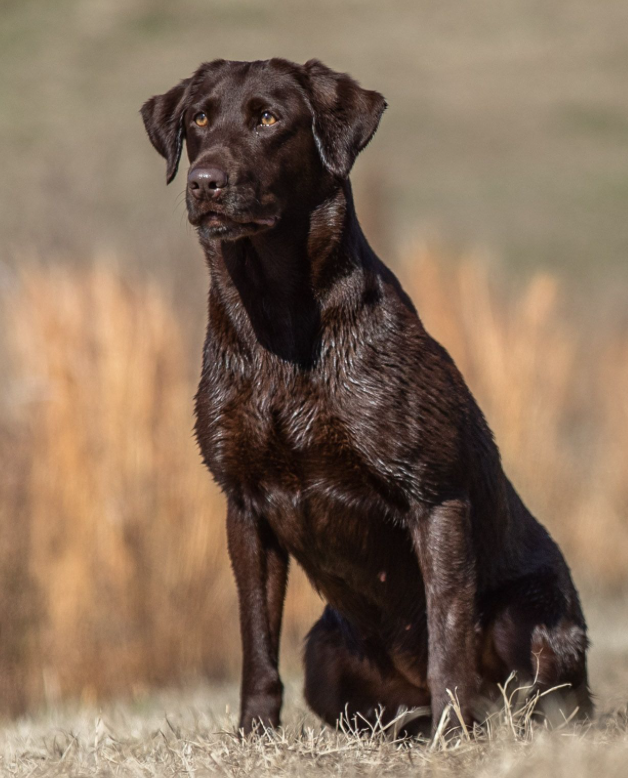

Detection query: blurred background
xmin=0 ymin=0 xmax=627 ymax=717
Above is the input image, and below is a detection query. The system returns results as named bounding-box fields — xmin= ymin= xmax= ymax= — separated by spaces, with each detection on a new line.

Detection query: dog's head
xmin=141 ymin=59 xmax=386 ymax=241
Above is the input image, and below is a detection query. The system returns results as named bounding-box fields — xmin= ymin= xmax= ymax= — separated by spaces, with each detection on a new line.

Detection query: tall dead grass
xmin=0 ymin=249 xmax=626 ymax=715
xmin=402 ymin=249 xmax=628 ymax=586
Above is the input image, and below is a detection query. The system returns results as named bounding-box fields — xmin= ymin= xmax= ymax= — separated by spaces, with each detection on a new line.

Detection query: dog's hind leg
xmin=304 ymin=607 xmax=431 ymax=735
xmin=528 ymin=619 xmax=593 ymax=721
xmin=485 ymin=572 xmax=593 ymax=723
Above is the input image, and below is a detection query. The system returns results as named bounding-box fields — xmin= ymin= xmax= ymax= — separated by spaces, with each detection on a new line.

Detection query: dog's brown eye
xmin=259 ymin=111 xmax=277 ymax=126
xmin=194 ymin=112 xmax=208 ymax=127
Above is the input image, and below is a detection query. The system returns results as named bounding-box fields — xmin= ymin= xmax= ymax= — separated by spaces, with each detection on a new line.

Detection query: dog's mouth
xmin=189 ymin=208 xmax=279 ymax=240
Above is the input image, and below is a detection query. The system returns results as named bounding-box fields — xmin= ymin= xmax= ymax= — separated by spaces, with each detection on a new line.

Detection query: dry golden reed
xmin=0 ymin=250 xmax=626 ymax=714
xmin=402 ymin=250 xmax=628 ymax=586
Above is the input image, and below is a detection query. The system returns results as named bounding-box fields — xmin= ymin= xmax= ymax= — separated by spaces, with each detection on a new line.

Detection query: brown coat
xmin=141 ymin=58 xmax=591 ymax=735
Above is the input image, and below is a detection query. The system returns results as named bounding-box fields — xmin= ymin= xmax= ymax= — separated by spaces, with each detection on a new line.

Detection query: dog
xmin=141 ymin=58 xmax=592 ymax=735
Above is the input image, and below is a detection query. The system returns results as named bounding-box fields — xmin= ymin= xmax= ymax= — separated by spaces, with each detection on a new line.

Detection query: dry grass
xmin=0 ymin=249 xmax=627 ymax=718
xmin=403 ymin=249 xmax=628 ymax=585
xmin=0 ymin=257 xmax=320 ymax=716
xmin=1 ymin=678 xmax=628 ymax=777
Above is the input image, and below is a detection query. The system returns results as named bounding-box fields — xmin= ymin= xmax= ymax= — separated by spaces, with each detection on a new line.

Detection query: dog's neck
xmin=201 ymin=181 xmax=373 ymax=366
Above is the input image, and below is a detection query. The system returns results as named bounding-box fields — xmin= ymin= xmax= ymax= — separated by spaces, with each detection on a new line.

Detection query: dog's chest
xmin=196 ymin=365 xmax=412 ymax=550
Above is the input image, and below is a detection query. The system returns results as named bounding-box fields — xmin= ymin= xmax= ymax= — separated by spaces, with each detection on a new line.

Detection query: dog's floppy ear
xmin=299 ymin=59 xmax=387 ymax=179
xmin=141 ymin=78 xmax=192 ymax=184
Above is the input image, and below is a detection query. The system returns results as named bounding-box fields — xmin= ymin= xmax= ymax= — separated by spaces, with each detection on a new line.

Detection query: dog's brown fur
xmin=141 ymin=58 xmax=592 ymax=735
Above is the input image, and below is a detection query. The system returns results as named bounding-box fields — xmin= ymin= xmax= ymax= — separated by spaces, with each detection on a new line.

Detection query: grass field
xmin=1 ymin=606 xmax=628 ymax=777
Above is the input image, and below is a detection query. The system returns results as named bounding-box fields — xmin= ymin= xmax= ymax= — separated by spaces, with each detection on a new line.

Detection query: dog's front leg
xmin=226 ymin=499 xmax=289 ymax=734
xmin=411 ymin=498 xmax=478 ymax=732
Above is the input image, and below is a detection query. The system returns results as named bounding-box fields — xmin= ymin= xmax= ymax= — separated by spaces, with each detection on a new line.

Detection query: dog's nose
xmin=187 ymin=166 xmax=228 ymax=198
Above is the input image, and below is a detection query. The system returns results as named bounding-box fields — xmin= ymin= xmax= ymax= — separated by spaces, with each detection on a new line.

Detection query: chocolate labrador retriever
xmin=141 ymin=58 xmax=592 ymax=735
